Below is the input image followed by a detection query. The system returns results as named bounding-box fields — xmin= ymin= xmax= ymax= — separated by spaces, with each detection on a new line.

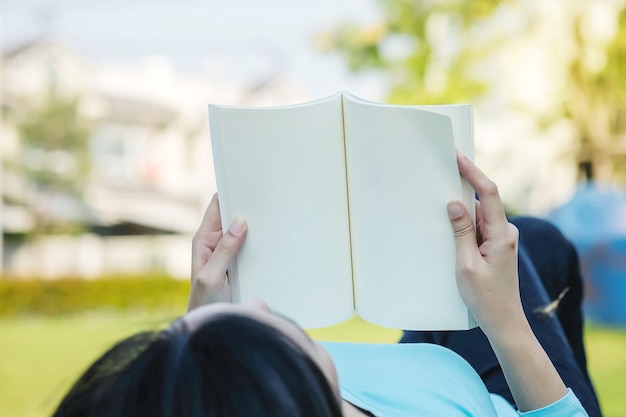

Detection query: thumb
xmin=447 ymin=201 xmax=481 ymax=266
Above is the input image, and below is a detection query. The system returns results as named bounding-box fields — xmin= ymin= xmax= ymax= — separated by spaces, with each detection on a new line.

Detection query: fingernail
xmin=456 ymin=150 xmax=470 ymax=162
xmin=447 ymin=202 xmax=464 ymax=220
xmin=228 ymin=216 xmax=246 ymax=236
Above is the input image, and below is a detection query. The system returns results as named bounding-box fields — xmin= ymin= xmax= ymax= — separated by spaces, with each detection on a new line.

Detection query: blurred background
xmin=0 ymin=0 xmax=625 ymax=416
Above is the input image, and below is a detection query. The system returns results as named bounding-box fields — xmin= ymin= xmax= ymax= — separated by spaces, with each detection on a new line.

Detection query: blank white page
xmin=415 ymin=104 xmax=476 ymax=233
xmin=209 ymin=94 xmax=354 ymax=329
xmin=413 ymin=103 xmax=477 ymax=328
xmin=343 ymin=93 xmax=470 ymax=330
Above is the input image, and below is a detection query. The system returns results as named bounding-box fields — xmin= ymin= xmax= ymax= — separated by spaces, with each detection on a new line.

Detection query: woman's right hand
xmin=188 ymin=194 xmax=248 ymax=312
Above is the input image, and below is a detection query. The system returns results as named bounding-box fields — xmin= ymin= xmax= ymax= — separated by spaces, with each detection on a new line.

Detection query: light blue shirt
xmin=322 ymin=342 xmax=588 ymax=417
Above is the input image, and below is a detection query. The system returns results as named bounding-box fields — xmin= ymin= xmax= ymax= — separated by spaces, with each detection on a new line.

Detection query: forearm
xmin=448 ymin=154 xmax=571 ymax=413
xmin=486 ymin=320 xmax=568 ymax=413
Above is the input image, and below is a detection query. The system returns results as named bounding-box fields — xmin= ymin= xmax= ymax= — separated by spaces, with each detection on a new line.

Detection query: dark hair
xmin=52 ymin=314 xmax=342 ymax=417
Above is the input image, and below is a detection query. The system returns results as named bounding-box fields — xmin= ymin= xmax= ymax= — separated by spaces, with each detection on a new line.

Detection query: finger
xmin=203 ymin=216 xmax=248 ymax=278
xmin=196 ymin=194 xmax=223 ymax=238
xmin=456 ymin=151 xmax=507 ymax=229
xmin=447 ymin=201 xmax=482 ymax=271
xmin=192 ymin=194 xmax=224 ymax=272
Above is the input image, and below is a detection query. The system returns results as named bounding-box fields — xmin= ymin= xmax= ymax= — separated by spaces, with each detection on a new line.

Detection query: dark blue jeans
xmin=400 ymin=217 xmax=602 ymax=417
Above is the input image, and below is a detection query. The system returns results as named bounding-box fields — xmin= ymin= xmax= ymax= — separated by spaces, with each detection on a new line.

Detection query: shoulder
xmin=322 ymin=341 xmax=475 ymax=372
xmin=322 ymin=342 xmax=500 ymax=417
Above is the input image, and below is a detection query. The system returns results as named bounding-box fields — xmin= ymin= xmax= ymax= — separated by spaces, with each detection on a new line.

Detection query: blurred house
xmin=0 ymin=36 xmax=311 ymax=279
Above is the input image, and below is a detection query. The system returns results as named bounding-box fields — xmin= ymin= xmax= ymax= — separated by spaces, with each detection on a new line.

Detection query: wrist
xmin=484 ymin=315 xmax=534 ymax=351
xmin=480 ymin=307 xmax=531 ymax=345
xmin=482 ymin=315 xmax=568 ymax=412
xmin=188 ymin=279 xmax=232 ymax=311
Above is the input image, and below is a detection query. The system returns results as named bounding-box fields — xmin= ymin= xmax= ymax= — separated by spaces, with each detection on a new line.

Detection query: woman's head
xmin=52 ymin=302 xmax=342 ymax=417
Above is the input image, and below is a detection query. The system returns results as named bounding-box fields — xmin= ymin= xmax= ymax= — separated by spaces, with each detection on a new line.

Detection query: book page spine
xmin=402 ymin=103 xmax=477 ymax=329
xmin=460 ymin=105 xmax=475 ymax=227
xmin=340 ymin=93 xmax=356 ymax=313
xmin=461 ymin=106 xmax=477 ymax=328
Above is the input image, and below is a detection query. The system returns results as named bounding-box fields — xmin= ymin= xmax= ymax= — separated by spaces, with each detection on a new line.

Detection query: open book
xmin=209 ymin=92 xmax=476 ymax=330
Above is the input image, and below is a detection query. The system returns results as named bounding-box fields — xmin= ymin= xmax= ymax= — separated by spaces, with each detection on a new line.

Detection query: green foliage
xmin=597 ymin=9 xmax=626 ymax=119
xmin=327 ymin=0 xmax=626 ymax=184
xmin=323 ymin=0 xmax=503 ymax=104
xmin=13 ymin=91 xmax=92 ymax=193
xmin=7 ymin=87 xmax=94 ymax=237
xmin=0 ymin=276 xmax=190 ymax=316
xmin=565 ymin=6 xmax=626 ymax=183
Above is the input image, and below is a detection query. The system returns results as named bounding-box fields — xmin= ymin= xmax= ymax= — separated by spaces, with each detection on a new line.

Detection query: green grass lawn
xmin=1 ymin=313 xmax=624 ymax=417
xmin=583 ymin=324 xmax=626 ymax=417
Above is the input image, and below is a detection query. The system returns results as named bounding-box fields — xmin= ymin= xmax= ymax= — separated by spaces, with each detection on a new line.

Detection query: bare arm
xmin=448 ymin=152 xmax=567 ymax=412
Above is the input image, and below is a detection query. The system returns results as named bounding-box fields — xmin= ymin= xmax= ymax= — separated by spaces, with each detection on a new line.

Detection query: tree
xmin=322 ymin=0 xmax=626 ymax=185
xmin=320 ymin=0 xmax=503 ymax=104
xmin=10 ymin=86 xmax=92 ymax=234
xmin=563 ymin=4 xmax=626 ymax=183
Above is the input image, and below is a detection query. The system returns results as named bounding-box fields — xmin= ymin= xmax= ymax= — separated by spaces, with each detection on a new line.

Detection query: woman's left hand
xmin=446 ymin=152 xmax=523 ymax=338
xmin=447 ymin=152 xmax=568 ymax=412
xmin=188 ymin=194 xmax=248 ymax=311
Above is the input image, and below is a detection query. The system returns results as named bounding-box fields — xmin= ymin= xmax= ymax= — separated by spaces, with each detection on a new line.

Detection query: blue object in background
xmin=548 ymin=184 xmax=626 ymax=251
xmin=578 ymin=239 xmax=626 ymax=326
xmin=548 ymin=184 xmax=626 ymax=326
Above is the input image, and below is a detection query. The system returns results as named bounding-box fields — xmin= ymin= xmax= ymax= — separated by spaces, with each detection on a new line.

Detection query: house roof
xmin=101 ymin=94 xmax=179 ymax=126
xmin=3 ymin=34 xmax=93 ymax=67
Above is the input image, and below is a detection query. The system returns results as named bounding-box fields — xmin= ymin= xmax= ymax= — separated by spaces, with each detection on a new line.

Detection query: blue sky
xmin=0 ymin=0 xmax=383 ymax=97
